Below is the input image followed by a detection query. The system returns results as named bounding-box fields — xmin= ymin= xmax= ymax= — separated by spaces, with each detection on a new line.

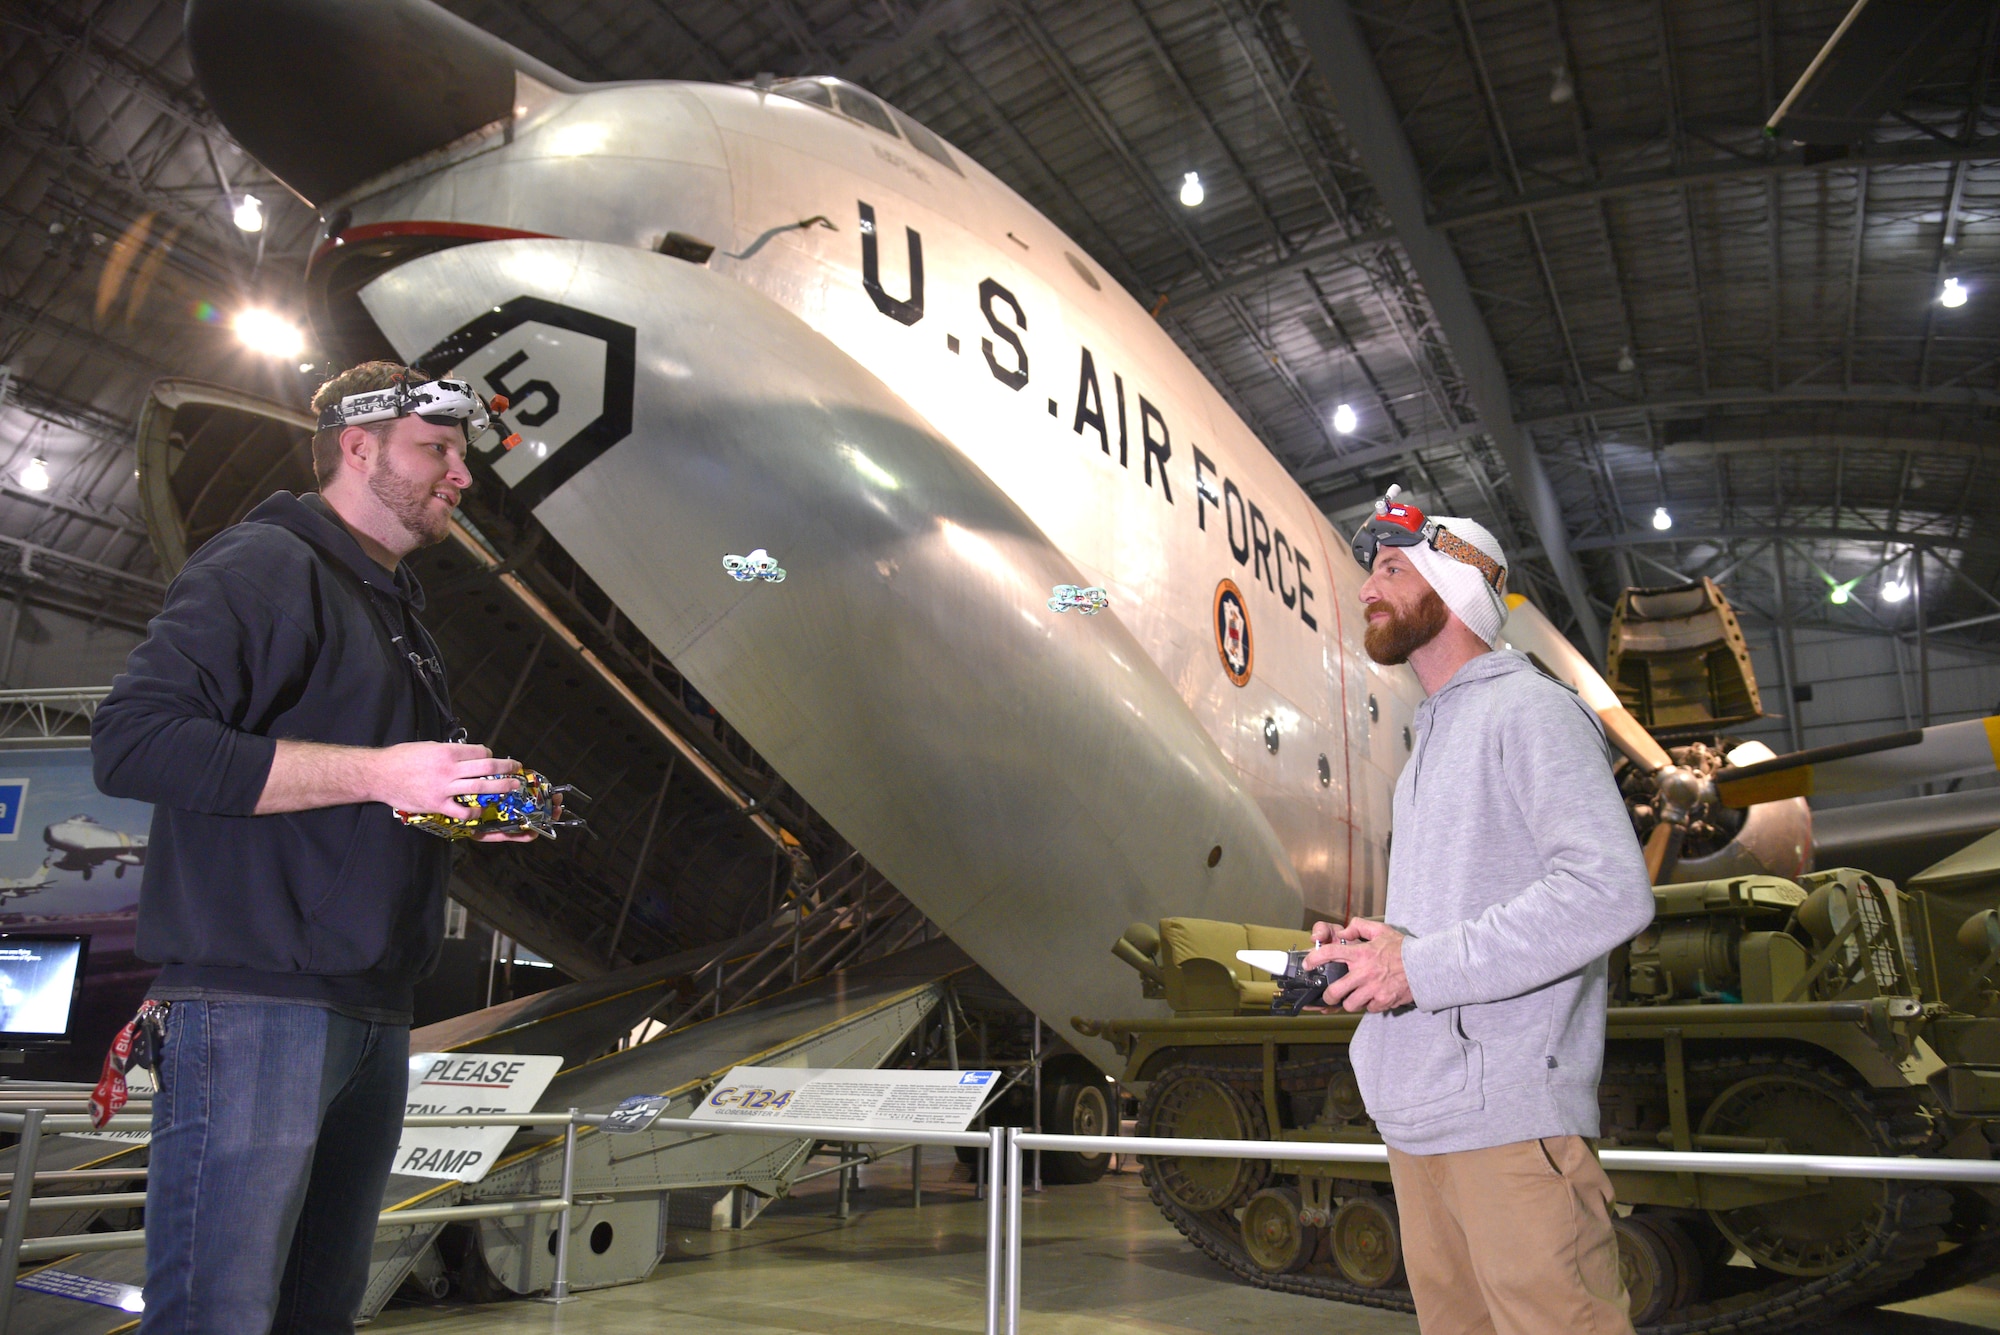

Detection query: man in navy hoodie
xmin=94 ymin=361 xmax=530 ymax=1334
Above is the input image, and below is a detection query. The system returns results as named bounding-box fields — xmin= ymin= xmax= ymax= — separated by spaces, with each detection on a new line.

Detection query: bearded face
xmin=366 ymin=418 xmax=463 ymax=549
xmin=1364 ymin=587 xmax=1450 ymax=665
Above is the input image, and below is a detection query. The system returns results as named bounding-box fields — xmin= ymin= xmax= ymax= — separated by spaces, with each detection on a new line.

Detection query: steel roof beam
xmin=1430 ymin=137 xmax=2000 ymax=233
xmin=1519 ymin=384 xmax=2000 ymax=426
xmin=1522 ymin=526 xmax=1979 ymax=558
xmin=1004 ymin=4 xmax=1337 ymax=457
xmin=1292 ymin=0 xmax=1604 ymax=657
xmin=1299 ymin=380 xmax=2000 ymax=492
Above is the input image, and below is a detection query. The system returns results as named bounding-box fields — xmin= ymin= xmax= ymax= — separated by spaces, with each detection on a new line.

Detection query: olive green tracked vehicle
xmin=1079 ymin=836 xmax=2000 ymax=1332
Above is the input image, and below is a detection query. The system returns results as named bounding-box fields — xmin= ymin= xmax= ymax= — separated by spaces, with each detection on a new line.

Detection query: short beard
xmin=368 ymin=448 xmax=451 ymax=549
xmin=1365 ymin=589 xmax=1449 ymax=665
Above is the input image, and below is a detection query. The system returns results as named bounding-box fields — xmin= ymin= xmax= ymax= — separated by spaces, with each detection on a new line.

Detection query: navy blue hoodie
xmin=92 ymin=491 xmax=455 ymax=1022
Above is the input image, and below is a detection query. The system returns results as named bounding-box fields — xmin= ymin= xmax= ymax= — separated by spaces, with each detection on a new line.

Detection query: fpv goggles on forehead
xmin=316 ymin=377 xmax=518 ymax=447
xmin=1350 ymin=485 xmax=1507 ymax=595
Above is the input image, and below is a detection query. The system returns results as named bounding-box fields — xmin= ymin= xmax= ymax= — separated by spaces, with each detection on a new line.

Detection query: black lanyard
xmin=368 ymin=586 xmax=467 ymax=745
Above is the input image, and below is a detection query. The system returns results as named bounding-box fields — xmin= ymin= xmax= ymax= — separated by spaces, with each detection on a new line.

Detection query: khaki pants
xmin=1387 ymin=1137 xmax=1634 ymax=1335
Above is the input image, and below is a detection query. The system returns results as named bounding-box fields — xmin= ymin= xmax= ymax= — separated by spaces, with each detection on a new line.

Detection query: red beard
xmin=1364 ymin=589 xmax=1449 ymax=665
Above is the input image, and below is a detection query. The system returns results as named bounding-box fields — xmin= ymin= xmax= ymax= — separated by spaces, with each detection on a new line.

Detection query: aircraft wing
xmin=1715 ymin=717 xmax=2000 ymax=807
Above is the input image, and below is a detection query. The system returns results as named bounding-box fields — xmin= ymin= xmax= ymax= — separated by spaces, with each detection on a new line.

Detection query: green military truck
xmin=1077 ymin=835 xmax=2000 ymax=1333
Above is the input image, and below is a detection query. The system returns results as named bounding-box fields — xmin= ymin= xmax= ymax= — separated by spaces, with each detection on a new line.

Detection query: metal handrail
xmin=22 ymin=1194 xmax=145 ymax=1212
xmin=653 ymin=867 xmax=905 ymax=1037
xmin=0 ymin=1105 xmax=588 ymax=1328
xmin=0 ymin=1105 xmax=1011 ymax=1334
xmin=715 ymin=866 xmax=873 ymax=994
xmin=649 ymin=871 xmax=873 ymax=1035
xmin=998 ymin=1127 xmax=2000 ymax=1335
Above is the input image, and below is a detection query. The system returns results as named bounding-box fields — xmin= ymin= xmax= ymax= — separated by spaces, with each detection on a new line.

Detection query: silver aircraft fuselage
xmin=318 ymin=72 xmax=1434 ymax=1059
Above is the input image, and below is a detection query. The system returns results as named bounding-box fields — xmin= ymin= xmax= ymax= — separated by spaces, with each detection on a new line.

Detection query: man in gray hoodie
xmin=1305 ymin=490 xmax=1656 ymax=1335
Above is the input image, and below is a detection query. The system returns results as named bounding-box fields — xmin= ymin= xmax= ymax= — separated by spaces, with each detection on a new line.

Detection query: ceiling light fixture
xmin=232 ymin=194 xmax=264 ymax=233
xmin=1617 ymin=345 xmax=1636 ymax=374
xmin=232 ymin=309 xmax=304 ymax=359
xmin=1941 ymin=276 xmax=1969 ymax=308
xmin=19 ymin=458 xmax=50 ymax=493
xmin=1179 ymin=172 xmax=1204 ymax=208
xmin=1549 ymin=65 xmax=1575 ymax=105
xmin=1829 ymin=581 xmax=1853 ymax=605
xmin=1332 ymin=403 xmax=1358 ymax=435
xmin=1881 ymin=575 xmax=1910 ymax=603
xmin=1651 ymin=505 xmax=1672 ymax=531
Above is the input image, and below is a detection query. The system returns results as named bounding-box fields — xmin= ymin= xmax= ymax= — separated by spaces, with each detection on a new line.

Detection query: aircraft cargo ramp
xmin=1 ymin=939 xmax=975 ymax=1330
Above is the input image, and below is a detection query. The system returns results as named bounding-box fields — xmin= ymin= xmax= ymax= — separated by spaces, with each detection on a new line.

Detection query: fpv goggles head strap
xmin=1350 ymin=485 xmax=1507 ymax=595
xmin=315 ymin=377 xmax=499 ymax=444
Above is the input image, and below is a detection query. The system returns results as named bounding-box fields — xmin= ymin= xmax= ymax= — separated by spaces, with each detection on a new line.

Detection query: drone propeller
xmin=1713 ymin=716 xmax=2000 ymax=808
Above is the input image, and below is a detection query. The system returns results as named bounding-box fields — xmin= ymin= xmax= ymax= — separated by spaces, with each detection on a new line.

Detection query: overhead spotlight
xmin=1829 ymin=581 xmax=1854 ymax=605
xmin=1881 ymin=575 xmax=1910 ymax=603
xmin=232 ymin=194 xmax=265 ymax=233
xmin=1332 ymin=403 xmax=1358 ymax=435
xmin=1549 ymin=64 xmax=1575 ymax=105
xmin=19 ymin=458 xmax=50 ymax=493
xmin=232 ymin=308 xmax=304 ymax=359
xmin=1617 ymin=345 xmax=1636 ymax=374
xmin=1179 ymin=171 xmax=1204 ymax=208
xmin=1941 ymin=276 xmax=1969 ymax=308
xmin=1651 ymin=505 xmax=1672 ymax=531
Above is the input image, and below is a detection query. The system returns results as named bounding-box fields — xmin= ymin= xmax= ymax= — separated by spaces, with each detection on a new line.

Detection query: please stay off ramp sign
xmin=395 ymin=1052 xmax=562 ymax=1183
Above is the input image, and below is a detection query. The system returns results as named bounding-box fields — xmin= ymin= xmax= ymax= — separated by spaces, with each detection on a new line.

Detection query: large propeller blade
xmin=1713 ymin=716 xmax=2000 ymax=807
xmin=1500 ymin=595 xmax=1671 ymax=773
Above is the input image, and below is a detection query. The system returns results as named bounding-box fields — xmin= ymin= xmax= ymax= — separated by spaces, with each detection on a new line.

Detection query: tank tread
xmin=1137 ymin=1053 xmax=1413 ymax=1310
xmin=1853 ymin=1186 xmax=2000 ymax=1308
xmin=1137 ymin=1049 xmax=1955 ymax=1335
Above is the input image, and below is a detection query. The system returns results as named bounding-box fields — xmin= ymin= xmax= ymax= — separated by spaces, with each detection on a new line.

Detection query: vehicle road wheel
xmin=1240 ymin=1187 xmax=1316 ymax=1274
xmin=1041 ymin=1077 xmax=1116 ymax=1184
xmin=1637 ymin=1213 xmax=1706 ymax=1311
xmin=1137 ymin=1071 xmax=1266 ymax=1212
xmin=1328 ymin=1195 xmax=1404 ymax=1289
xmin=1699 ymin=1068 xmax=1891 ymax=1276
xmin=1617 ymin=1216 xmax=1677 ymax=1325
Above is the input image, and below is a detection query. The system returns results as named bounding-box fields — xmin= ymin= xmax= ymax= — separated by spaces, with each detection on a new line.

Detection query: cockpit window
xmin=773 ymin=78 xmax=832 ymax=110
xmin=889 ymin=108 xmax=961 ymax=175
xmin=770 ymin=77 xmax=961 ymax=176
xmin=831 ymin=83 xmax=897 ymax=137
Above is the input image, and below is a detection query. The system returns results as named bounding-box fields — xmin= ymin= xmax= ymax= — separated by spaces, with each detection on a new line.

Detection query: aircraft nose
xmin=357 ymin=238 xmax=1306 ymax=1060
xmin=184 ymin=0 xmax=583 ymax=205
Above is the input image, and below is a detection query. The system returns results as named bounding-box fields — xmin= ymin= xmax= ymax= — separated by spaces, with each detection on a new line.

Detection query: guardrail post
xmin=544 ymin=1108 xmax=579 ymax=1304
xmin=1005 ymin=1126 xmax=1022 ymax=1335
xmin=910 ymin=1145 xmax=922 ymax=1209
xmin=1030 ymin=1021 xmax=1042 ymax=1194
xmin=0 ymin=1107 xmax=45 ymax=1329
xmin=984 ymin=1124 xmax=1005 ymax=1335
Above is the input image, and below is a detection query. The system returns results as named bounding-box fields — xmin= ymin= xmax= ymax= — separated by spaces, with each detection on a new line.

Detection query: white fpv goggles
xmin=316 ymin=377 xmax=518 ymax=448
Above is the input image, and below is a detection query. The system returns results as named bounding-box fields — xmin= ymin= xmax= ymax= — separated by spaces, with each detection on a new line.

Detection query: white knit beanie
xmin=1402 ymin=516 xmax=1509 ymax=646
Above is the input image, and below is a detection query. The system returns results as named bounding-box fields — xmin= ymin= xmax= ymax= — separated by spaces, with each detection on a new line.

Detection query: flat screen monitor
xmin=0 ymin=935 xmax=88 ymax=1044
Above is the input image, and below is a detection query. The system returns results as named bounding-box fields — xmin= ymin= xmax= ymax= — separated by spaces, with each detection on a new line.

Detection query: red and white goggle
xmin=1349 ymin=486 xmax=1506 ymax=595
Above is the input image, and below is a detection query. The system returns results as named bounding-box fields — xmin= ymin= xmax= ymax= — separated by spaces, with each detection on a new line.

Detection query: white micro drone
xmin=1048 ymin=584 xmax=1110 ymax=615
xmin=724 ymin=549 xmax=787 ymax=583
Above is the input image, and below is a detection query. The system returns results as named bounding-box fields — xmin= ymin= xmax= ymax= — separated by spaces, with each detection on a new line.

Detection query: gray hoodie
xmin=1350 ymin=650 xmax=1655 ymax=1156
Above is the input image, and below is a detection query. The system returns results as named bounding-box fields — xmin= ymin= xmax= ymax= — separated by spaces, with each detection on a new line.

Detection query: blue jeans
xmin=140 ymin=1000 xmax=409 ymax=1335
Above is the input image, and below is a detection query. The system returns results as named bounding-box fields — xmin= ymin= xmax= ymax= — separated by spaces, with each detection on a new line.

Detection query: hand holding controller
xmin=1237 ymin=949 xmax=1351 ymax=1016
